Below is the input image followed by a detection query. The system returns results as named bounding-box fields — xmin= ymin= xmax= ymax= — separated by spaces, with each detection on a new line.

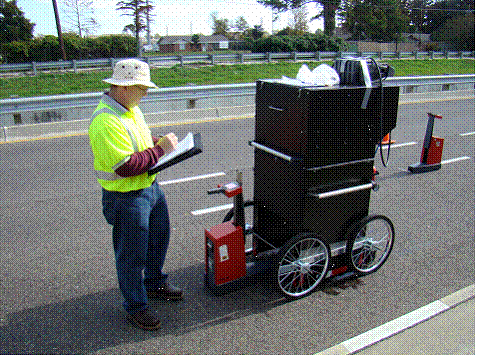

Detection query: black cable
xmin=369 ymin=57 xmax=390 ymax=167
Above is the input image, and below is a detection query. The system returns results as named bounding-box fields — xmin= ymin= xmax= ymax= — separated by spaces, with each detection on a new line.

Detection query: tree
xmin=288 ymin=7 xmax=309 ymax=35
xmin=234 ymin=16 xmax=250 ymax=33
xmin=0 ymin=0 xmax=35 ymax=44
xmin=431 ymin=12 xmax=474 ymax=50
xmin=403 ymin=0 xmax=433 ymax=33
xmin=191 ymin=34 xmax=200 ymax=51
xmin=257 ymin=0 xmax=341 ymax=37
xmin=116 ymin=0 xmax=153 ymax=56
xmin=423 ymin=0 xmax=474 ymax=34
xmin=339 ymin=0 xmax=409 ymax=42
xmin=61 ymin=0 xmax=99 ymax=37
xmin=233 ymin=15 xmax=250 ymax=38
xmin=211 ymin=12 xmax=230 ymax=36
xmin=248 ymin=24 xmax=266 ymax=40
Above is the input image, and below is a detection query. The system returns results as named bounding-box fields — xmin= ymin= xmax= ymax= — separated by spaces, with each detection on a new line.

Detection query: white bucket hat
xmin=103 ymin=59 xmax=158 ymax=88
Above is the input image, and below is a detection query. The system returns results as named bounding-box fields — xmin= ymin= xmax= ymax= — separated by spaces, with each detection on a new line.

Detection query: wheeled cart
xmin=205 ymin=76 xmax=399 ymax=299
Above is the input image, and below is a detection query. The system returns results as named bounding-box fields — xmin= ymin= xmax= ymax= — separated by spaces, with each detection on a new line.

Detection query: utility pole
xmin=52 ymin=0 xmax=67 ymax=60
xmin=146 ymin=0 xmax=151 ymax=45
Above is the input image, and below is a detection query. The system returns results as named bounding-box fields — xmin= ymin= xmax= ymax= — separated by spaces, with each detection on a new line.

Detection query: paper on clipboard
xmin=148 ymin=132 xmax=202 ymax=175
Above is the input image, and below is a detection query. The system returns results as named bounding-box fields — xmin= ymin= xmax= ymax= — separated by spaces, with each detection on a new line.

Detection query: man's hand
xmin=157 ymin=133 xmax=178 ymax=155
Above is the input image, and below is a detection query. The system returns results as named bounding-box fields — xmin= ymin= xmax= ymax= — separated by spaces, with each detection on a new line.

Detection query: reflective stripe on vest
xmin=90 ymin=107 xmax=138 ymax=181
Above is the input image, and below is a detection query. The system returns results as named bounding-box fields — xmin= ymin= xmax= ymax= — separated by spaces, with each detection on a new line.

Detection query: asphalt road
xmin=0 ymin=95 xmax=474 ymax=354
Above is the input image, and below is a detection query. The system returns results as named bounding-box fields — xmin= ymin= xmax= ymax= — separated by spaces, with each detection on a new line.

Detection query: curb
xmin=316 ymin=284 xmax=475 ymax=355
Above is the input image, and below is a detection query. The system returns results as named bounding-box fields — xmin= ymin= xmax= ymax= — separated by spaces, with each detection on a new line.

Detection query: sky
xmin=17 ymin=0 xmax=324 ymax=38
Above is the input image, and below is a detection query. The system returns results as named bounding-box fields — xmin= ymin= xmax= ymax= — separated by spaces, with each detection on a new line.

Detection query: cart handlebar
xmin=207 ymin=187 xmax=226 ymax=195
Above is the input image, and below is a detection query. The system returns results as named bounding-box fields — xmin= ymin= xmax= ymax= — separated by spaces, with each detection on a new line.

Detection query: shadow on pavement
xmin=1 ymin=256 xmax=366 ymax=355
xmin=0 ymin=262 xmax=288 ymax=355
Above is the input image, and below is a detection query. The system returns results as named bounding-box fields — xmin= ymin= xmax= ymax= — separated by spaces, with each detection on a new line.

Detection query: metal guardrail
xmin=0 ymin=51 xmax=474 ymax=75
xmin=0 ymin=74 xmax=474 ymax=115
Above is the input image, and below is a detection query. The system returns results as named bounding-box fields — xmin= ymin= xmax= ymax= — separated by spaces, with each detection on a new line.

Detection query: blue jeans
xmin=102 ymin=181 xmax=170 ymax=314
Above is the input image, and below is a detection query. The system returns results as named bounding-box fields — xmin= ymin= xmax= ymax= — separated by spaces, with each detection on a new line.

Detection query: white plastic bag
xmin=296 ymin=64 xmax=314 ymax=83
xmin=296 ymin=63 xmax=340 ymax=86
xmin=311 ymin=64 xmax=340 ymax=86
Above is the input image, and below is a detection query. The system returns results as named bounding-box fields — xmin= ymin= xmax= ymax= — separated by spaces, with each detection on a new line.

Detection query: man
xmin=89 ymin=59 xmax=183 ymax=331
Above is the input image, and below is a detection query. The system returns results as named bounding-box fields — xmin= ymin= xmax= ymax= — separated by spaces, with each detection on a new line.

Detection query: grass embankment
xmin=0 ymin=59 xmax=474 ymax=99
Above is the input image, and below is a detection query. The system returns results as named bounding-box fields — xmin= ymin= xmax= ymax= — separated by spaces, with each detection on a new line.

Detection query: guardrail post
xmin=397 ymin=51 xmax=401 ymax=59
xmin=210 ymin=54 xmax=214 ymax=65
xmin=459 ymin=51 xmax=463 ymax=59
xmin=429 ymin=51 xmax=434 ymax=60
xmin=444 ymin=50 xmax=449 ymax=59
xmin=110 ymin=58 xmax=115 ymax=70
xmin=316 ymin=51 xmax=321 ymax=61
xmin=413 ymin=51 xmax=418 ymax=59
xmin=266 ymin=52 xmax=271 ymax=63
xmin=72 ymin=59 xmax=77 ymax=73
xmin=292 ymin=52 xmax=297 ymax=62
xmin=179 ymin=55 xmax=184 ymax=66
xmin=239 ymin=53 xmax=244 ymax=64
xmin=32 ymin=62 xmax=37 ymax=76
xmin=13 ymin=113 xmax=22 ymax=124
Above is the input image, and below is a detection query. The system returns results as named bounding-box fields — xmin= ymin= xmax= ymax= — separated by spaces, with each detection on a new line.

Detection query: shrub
xmin=0 ymin=34 xmax=137 ymax=63
xmin=0 ymin=40 xmax=31 ymax=62
xmin=250 ymin=33 xmax=348 ymax=53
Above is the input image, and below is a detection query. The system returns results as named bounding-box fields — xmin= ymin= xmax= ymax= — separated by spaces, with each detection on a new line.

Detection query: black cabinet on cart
xmin=252 ymin=80 xmax=399 ymax=253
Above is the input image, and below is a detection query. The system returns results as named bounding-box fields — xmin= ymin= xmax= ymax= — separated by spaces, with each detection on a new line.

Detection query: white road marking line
xmin=441 ymin=156 xmax=471 ymax=165
xmin=158 ymin=172 xmax=226 ymax=186
xmin=399 ymin=156 xmax=471 ymax=172
xmin=460 ymin=132 xmax=475 ymax=136
xmin=186 ymin=149 xmax=471 ymax=217
xmin=191 ymin=204 xmax=233 ymax=216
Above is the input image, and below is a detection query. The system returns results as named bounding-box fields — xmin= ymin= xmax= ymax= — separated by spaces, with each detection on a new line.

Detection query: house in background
xmin=157 ymin=35 xmax=229 ymax=53
xmin=402 ymin=33 xmax=431 ymax=50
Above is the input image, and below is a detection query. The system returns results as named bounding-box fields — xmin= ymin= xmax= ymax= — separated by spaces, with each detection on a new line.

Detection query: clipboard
xmin=148 ymin=132 xmax=203 ymax=175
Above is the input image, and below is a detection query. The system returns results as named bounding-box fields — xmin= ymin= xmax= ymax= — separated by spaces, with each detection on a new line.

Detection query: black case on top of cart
xmin=252 ymin=80 xmax=399 ymax=252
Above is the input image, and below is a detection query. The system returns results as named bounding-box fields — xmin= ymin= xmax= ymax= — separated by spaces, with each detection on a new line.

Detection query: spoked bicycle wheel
xmin=275 ymin=233 xmax=330 ymax=299
xmin=346 ymin=215 xmax=394 ymax=275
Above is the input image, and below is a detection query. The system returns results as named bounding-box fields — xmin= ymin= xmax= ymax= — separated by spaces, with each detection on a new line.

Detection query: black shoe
xmin=129 ymin=308 xmax=161 ymax=331
xmin=147 ymin=282 xmax=183 ymax=300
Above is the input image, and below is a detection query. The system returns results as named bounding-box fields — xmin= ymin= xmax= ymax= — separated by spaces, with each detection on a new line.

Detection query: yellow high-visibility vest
xmin=89 ymin=94 xmax=156 ymax=192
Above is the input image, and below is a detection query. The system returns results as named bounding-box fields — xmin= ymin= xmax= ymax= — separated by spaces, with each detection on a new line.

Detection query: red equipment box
xmin=205 ymin=222 xmax=246 ymax=286
xmin=421 ymin=136 xmax=444 ymax=165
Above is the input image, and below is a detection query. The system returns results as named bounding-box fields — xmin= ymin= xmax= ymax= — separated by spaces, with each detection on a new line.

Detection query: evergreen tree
xmin=339 ymin=0 xmax=408 ymax=42
xmin=258 ymin=0 xmax=341 ymax=37
xmin=0 ymin=0 xmax=35 ymax=44
xmin=116 ymin=0 xmax=153 ymax=56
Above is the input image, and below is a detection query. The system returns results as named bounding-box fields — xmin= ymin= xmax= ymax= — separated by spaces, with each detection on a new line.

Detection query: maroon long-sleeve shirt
xmin=114 ymin=136 xmax=164 ymax=177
